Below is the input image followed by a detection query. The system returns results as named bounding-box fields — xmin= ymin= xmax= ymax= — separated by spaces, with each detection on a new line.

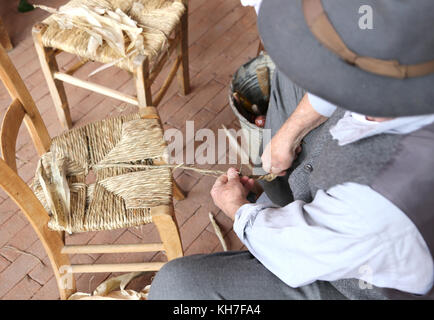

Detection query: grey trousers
xmin=148 ymin=251 xmax=348 ymax=300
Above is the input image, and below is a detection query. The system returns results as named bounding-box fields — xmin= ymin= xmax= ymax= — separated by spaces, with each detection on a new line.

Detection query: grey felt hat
xmin=258 ymin=0 xmax=434 ymax=117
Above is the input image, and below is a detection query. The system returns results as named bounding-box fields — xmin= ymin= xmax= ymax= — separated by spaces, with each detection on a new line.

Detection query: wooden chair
xmin=0 ymin=43 xmax=184 ymax=300
xmin=33 ymin=0 xmax=190 ymax=129
xmin=0 ymin=18 xmax=13 ymax=52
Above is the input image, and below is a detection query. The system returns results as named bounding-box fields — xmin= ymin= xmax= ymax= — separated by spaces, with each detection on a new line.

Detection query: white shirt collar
xmin=309 ymin=94 xmax=434 ymax=146
xmin=330 ymin=111 xmax=434 ymax=146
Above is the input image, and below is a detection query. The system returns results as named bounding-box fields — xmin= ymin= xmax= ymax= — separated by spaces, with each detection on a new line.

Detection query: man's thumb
xmin=227 ymin=167 xmax=239 ymax=181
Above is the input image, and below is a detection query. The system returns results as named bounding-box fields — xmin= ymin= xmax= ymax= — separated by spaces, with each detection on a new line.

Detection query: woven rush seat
xmin=32 ymin=112 xmax=173 ymax=234
xmin=40 ymin=0 xmax=185 ymax=72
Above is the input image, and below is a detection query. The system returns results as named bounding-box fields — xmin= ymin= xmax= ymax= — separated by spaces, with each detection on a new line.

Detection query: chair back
xmin=0 ymin=44 xmax=75 ymax=299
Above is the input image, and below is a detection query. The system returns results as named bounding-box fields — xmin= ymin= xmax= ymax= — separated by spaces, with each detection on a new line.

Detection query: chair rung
xmin=62 ymin=243 xmax=165 ymax=254
xmin=152 ymin=56 xmax=181 ymax=106
xmin=53 ymin=72 xmax=139 ymax=106
xmin=64 ymin=59 xmax=88 ymax=75
xmin=70 ymin=262 xmax=165 ymax=273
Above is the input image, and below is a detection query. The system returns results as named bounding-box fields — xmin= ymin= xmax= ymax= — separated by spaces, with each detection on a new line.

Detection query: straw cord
xmin=93 ymin=163 xmax=278 ymax=182
xmin=208 ymin=212 xmax=227 ymax=252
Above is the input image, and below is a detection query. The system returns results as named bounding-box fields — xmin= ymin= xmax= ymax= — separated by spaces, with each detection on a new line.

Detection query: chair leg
xmin=133 ymin=54 xmax=152 ymax=108
xmin=57 ymin=263 xmax=76 ymax=300
xmin=0 ymin=18 xmax=13 ymax=51
xmin=153 ymin=211 xmax=183 ymax=261
xmin=32 ymin=23 xmax=72 ymax=130
xmin=173 ymin=181 xmax=186 ymax=201
xmin=176 ymin=11 xmax=190 ymax=96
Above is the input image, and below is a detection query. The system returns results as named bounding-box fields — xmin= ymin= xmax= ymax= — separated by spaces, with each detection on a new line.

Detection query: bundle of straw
xmin=35 ymin=1 xmax=145 ymax=58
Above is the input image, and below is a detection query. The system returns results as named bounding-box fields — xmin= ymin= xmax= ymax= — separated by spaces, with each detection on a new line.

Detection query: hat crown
xmin=257 ymin=0 xmax=434 ymax=116
xmin=323 ymin=0 xmax=434 ymax=64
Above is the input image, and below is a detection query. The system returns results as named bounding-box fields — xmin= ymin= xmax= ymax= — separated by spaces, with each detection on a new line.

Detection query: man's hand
xmin=261 ymin=131 xmax=302 ymax=176
xmin=210 ymin=168 xmax=255 ymax=220
xmin=261 ymin=93 xmax=327 ymax=175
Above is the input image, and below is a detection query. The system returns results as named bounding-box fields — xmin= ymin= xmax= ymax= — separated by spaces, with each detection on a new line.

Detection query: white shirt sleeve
xmin=307 ymin=92 xmax=337 ymax=117
xmin=233 ymin=182 xmax=434 ymax=295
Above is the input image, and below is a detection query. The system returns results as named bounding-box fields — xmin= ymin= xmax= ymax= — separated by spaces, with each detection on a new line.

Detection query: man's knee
xmin=148 ymin=255 xmax=209 ymax=300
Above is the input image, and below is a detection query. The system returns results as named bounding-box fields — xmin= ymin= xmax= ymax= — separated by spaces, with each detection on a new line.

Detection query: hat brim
xmin=258 ymin=0 xmax=434 ymax=117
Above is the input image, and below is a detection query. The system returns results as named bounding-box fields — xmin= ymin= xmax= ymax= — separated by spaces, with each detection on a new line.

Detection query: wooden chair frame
xmin=32 ymin=0 xmax=190 ymax=129
xmin=0 ymin=44 xmax=184 ymax=299
xmin=0 ymin=18 xmax=13 ymax=52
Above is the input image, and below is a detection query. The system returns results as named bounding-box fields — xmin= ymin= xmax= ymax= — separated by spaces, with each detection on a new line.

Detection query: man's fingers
xmin=239 ymin=176 xmax=255 ymax=193
xmin=227 ymin=167 xmax=240 ymax=181
xmin=262 ymin=153 xmax=287 ymax=174
xmin=261 ymin=145 xmax=272 ymax=173
xmin=240 ymin=176 xmax=250 ymax=185
xmin=261 ymin=153 xmax=272 ymax=173
xmin=270 ymin=166 xmax=287 ymax=176
xmin=245 ymin=178 xmax=255 ymax=191
xmin=214 ymin=174 xmax=228 ymax=187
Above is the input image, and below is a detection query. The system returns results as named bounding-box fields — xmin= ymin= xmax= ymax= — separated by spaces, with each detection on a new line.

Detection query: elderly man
xmin=149 ymin=0 xmax=434 ymax=300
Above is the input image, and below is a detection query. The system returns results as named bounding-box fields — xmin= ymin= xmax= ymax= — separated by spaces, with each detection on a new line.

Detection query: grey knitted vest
xmin=289 ymin=108 xmax=400 ymax=202
xmin=282 ymin=108 xmax=434 ymax=300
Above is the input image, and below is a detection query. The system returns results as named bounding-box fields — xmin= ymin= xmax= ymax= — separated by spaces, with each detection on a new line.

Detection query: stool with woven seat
xmin=0 ymin=43 xmax=184 ymax=299
xmin=32 ymin=0 xmax=190 ymax=129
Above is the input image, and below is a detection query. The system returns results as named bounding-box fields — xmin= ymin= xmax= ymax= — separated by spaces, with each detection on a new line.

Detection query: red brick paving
xmin=0 ymin=0 xmax=257 ymax=299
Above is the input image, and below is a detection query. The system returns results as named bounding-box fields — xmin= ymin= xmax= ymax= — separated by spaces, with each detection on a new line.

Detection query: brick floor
xmin=0 ymin=0 xmax=257 ymax=299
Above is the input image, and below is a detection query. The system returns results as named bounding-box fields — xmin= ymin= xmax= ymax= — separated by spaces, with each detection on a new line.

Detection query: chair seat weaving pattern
xmin=32 ymin=113 xmax=172 ymax=234
xmin=40 ymin=0 xmax=185 ymax=72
